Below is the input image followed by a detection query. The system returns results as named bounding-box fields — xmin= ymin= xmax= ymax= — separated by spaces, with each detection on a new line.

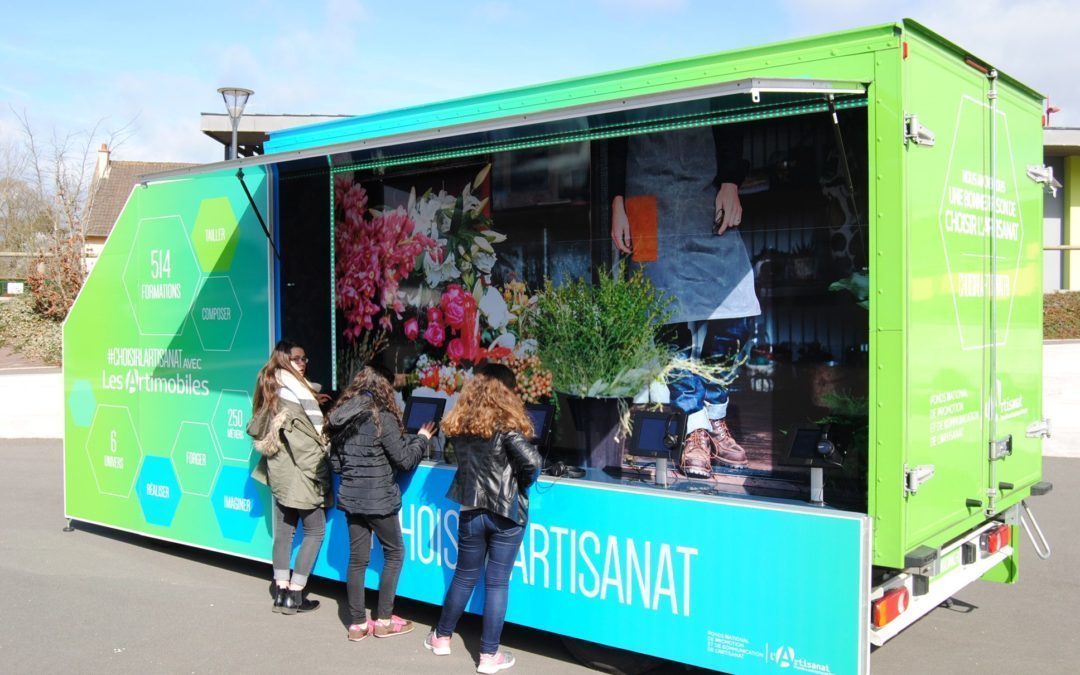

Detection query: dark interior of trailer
xmin=275 ymin=91 xmax=870 ymax=512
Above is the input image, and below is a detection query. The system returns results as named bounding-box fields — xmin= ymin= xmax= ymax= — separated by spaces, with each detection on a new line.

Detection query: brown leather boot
xmin=680 ymin=429 xmax=713 ymax=478
xmin=708 ymin=418 xmax=749 ymax=467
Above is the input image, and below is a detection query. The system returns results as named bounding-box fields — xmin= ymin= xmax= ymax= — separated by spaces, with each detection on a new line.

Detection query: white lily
xmin=479 ymin=286 xmax=511 ymax=330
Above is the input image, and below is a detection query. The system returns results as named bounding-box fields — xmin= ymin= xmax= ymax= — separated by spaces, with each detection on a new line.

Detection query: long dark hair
xmin=328 ymin=365 xmax=402 ymax=433
xmin=252 ymin=340 xmax=310 ymax=416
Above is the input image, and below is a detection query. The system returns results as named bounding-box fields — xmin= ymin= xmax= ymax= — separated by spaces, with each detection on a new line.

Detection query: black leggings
xmin=346 ymin=512 xmax=405 ymax=624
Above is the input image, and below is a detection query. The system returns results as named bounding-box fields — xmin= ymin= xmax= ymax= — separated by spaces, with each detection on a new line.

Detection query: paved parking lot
xmin=1 ymin=438 xmax=1076 ymax=673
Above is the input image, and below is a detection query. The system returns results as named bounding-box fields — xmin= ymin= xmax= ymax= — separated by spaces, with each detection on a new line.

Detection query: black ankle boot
xmin=281 ymin=589 xmax=320 ymax=615
xmin=272 ymin=585 xmax=287 ymax=613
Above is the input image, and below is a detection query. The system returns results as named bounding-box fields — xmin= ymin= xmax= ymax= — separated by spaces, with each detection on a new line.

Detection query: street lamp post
xmin=217 ymin=87 xmax=254 ymax=160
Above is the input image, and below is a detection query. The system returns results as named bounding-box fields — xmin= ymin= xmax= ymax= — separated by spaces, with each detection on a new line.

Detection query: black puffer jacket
xmin=447 ymin=432 xmax=542 ymax=525
xmin=326 ymin=395 xmax=426 ymax=516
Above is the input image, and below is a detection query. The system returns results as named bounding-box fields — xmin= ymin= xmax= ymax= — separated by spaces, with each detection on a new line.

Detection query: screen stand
xmin=654 ymin=457 xmax=669 ymax=487
xmin=809 ymin=467 xmax=824 ymax=505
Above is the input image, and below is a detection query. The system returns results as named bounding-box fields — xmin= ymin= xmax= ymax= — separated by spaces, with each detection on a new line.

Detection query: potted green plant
xmin=530 ymin=263 xmax=673 ymax=467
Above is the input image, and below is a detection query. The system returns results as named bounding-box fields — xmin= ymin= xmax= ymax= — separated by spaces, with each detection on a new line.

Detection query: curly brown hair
xmin=442 ymin=363 xmax=533 ymax=439
xmin=329 ymin=365 xmax=403 ymax=433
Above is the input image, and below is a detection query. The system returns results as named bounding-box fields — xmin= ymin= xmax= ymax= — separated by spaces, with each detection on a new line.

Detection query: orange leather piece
xmin=625 ymin=195 xmax=658 ymax=262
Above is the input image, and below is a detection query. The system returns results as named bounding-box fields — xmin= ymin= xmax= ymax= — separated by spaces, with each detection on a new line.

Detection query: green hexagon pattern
xmin=122 ymin=215 xmax=202 ymax=336
xmin=85 ymin=405 xmax=143 ymax=498
xmin=213 ymin=389 xmax=253 ymax=462
xmin=192 ymin=197 xmax=240 ymax=273
xmin=69 ymin=379 xmax=96 ymax=427
xmin=191 ymin=276 xmax=243 ymax=351
xmin=170 ymin=421 xmax=222 ymax=496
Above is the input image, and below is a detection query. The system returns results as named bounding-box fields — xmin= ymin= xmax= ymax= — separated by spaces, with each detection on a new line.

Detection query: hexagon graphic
xmin=122 ymin=215 xmax=203 ymax=336
xmin=938 ymin=95 xmax=1024 ymax=351
xmin=85 ymin=405 xmax=143 ymax=498
xmin=191 ymin=276 xmax=243 ymax=351
xmin=211 ymin=465 xmax=267 ymax=542
xmin=213 ymin=389 xmax=254 ymax=462
xmin=136 ymin=456 xmax=182 ymax=527
xmin=170 ymin=422 xmax=222 ymax=496
xmin=192 ymin=197 xmax=241 ymax=273
xmin=68 ymin=379 xmax=96 ymax=427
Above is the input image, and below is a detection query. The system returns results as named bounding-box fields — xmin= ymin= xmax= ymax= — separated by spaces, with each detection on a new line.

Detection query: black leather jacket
xmin=446 ymin=431 xmax=542 ymax=525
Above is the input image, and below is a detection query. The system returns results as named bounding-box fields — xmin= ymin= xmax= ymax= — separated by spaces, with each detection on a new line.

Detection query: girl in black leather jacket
xmin=326 ymin=366 xmax=435 ymax=641
xmin=424 ymin=363 xmax=541 ymax=674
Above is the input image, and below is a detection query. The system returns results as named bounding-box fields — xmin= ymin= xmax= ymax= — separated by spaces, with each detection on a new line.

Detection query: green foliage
xmin=531 ymin=262 xmax=673 ymax=397
xmin=0 ymin=295 xmax=62 ymax=365
xmin=816 ymin=392 xmax=868 ymax=512
xmin=828 ymin=269 xmax=869 ymax=309
xmin=1044 ymin=291 xmax=1080 ymax=340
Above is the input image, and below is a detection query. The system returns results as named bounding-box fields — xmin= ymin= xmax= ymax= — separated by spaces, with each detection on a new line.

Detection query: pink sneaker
xmin=424 ymin=630 xmax=452 ymax=656
xmin=372 ymin=615 xmax=414 ymax=638
xmin=477 ymin=650 xmax=516 ymax=674
xmin=346 ymin=622 xmax=371 ymax=641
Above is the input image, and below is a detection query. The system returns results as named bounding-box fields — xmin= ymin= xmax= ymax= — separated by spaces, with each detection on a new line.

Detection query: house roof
xmin=85 ymin=160 xmax=197 ymax=238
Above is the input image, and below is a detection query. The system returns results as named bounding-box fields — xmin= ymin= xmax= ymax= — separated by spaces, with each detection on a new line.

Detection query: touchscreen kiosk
xmin=403 ymin=396 xmax=446 ymax=434
xmin=628 ymin=410 xmax=685 ymax=459
xmin=628 ymin=410 xmax=685 ymax=486
xmin=525 ymin=403 xmax=554 ymax=447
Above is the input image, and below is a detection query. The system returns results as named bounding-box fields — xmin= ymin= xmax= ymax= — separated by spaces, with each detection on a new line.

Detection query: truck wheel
xmin=561 ymin=637 xmax=663 ymax=674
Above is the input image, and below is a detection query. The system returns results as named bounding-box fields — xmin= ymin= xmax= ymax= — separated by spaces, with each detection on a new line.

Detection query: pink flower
xmin=404 ymin=317 xmax=419 ymax=340
xmin=446 ymin=338 xmax=465 ymax=363
xmin=440 ymin=284 xmax=469 ymax=330
xmin=427 ymin=307 xmax=443 ymax=324
xmin=424 ymin=320 xmax=446 ymax=348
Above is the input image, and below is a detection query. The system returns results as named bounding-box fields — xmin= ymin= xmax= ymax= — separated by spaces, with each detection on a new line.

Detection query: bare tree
xmin=3 ymin=110 xmax=136 ymax=319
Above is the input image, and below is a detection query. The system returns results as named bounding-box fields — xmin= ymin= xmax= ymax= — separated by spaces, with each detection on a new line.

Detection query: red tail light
xmin=872 ymin=587 xmax=910 ymax=628
xmin=980 ymin=524 xmax=1011 ymax=554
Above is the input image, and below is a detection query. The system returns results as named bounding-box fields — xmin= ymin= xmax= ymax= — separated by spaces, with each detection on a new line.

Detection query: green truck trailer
xmin=63 ymin=19 xmax=1056 ymax=673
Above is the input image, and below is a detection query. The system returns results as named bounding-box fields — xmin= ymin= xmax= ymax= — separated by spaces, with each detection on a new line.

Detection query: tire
xmin=561 ymin=636 xmax=663 ymax=675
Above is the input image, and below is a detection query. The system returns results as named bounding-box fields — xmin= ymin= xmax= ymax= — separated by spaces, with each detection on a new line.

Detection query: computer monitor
xmin=402 ymin=396 xmax=446 ymax=434
xmin=628 ymin=410 xmax=685 ymax=460
xmin=781 ymin=427 xmax=842 ymax=468
xmin=525 ymin=403 xmax=554 ymax=447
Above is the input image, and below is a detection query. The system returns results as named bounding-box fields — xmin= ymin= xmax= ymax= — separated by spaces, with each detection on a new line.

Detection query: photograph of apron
xmin=625 ymin=126 xmax=760 ymax=324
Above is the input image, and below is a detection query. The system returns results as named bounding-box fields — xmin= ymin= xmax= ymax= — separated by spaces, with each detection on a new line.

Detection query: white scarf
xmin=277 ymin=369 xmax=324 ymax=434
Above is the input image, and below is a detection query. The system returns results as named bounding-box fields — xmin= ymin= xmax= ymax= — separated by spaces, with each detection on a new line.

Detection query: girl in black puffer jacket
xmin=326 ymin=366 xmax=434 ymax=642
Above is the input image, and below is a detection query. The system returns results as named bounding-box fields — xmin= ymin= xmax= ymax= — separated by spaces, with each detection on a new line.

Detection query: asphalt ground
xmin=1 ymin=439 xmax=1076 ymax=674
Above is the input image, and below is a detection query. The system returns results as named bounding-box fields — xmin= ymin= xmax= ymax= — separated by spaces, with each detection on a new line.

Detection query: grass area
xmin=0 ymin=296 xmax=62 ymax=366
xmin=1044 ymin=291 xmax=1080 ymax=340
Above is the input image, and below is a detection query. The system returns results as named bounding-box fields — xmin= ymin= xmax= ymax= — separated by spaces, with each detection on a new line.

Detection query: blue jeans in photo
xmin=435 ymin=509 xmax=525 ymax=655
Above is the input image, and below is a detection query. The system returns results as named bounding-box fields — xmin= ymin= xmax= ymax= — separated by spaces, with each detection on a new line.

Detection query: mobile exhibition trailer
xmin=63 ymin=19 xmax=1054 ymax=674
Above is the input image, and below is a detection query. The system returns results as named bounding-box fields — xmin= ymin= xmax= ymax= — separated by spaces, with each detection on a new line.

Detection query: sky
xmin=1 ymin=0 xmax=1075 ymax=165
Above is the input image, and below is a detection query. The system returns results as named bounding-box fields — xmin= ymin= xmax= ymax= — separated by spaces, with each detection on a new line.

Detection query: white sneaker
xmin=424 ymin=630 xmax=452 ymax=656
xmin=477 ymin=650 xmax=516 ymax=674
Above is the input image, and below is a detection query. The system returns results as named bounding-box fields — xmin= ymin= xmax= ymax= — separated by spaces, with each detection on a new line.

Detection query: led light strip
xmin=330 ymin=97 xmax=867 ymax=175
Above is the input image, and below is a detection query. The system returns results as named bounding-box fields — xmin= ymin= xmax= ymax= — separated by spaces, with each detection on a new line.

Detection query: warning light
xmin=980 ymin=524 xmax=1011 ymax=554
xmin=872 ymin=587 xmax=910 ymax=628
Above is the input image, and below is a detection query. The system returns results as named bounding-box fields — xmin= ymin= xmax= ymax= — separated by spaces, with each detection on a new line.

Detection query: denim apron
xmin=626 ymin=126 xmax=760 ymax=324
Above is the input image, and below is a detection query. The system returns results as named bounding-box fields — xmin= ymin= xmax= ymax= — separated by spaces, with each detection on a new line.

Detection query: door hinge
xmin=1026 ymin=419 xmax=1051 ymax=439
xmin=1026 ymin=164 xmax=1062 ymax=197
xmin=989 ymin=435 xmax=1013 ymax=461
xmin=905 ymin=464 xmax=936 ymax=495
xmin=904 ymin=114 xmax=936 ymax=146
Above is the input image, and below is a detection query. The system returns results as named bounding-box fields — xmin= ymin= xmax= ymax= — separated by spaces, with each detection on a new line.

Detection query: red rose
xmin=427 ymin=306 xmax=443 ymax=324
xmin=446 ymin=338 xmax=466 ymax=363
xmin=423 ymin=320 xmax=445 ymax=348
xmin=404 ymin=317 xmax=419 ymax=341
xmin=440 ymin=284 xmax=468 ymax=330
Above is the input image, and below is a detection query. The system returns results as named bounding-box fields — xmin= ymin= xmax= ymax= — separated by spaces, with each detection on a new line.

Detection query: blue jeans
xmin=436 ymin=509 xmax=525 ymax=654
xmin=668 ymin=317 xmax=754 ymax=415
